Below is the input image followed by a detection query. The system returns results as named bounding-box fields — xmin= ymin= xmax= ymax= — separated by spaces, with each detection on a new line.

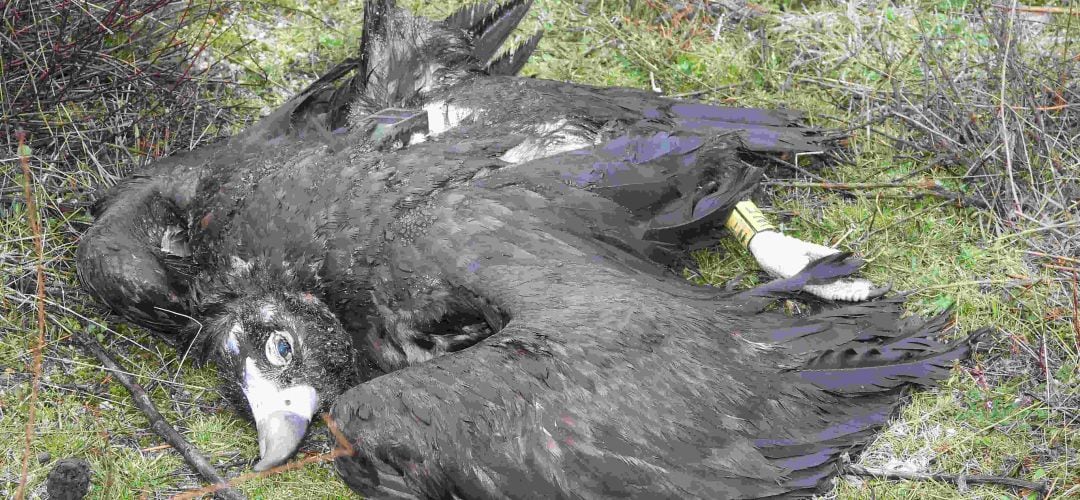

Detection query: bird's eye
xmin=265 ymin=332 xmax=294 ymax=366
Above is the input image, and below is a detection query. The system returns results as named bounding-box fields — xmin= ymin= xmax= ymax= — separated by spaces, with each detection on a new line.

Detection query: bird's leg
xmin=725 ymin=200 xmax=889 ymax=301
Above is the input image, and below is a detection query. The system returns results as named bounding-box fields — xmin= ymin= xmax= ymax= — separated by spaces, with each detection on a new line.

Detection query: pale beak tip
xmin=252 ymin=410 xmax=311 ymax=472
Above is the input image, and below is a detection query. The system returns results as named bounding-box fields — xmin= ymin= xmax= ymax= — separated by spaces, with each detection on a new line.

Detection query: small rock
xmin=46 ymin=458 xmax=91 ymax=500
xmin=37 ymin=451 xmax=51 ymax=464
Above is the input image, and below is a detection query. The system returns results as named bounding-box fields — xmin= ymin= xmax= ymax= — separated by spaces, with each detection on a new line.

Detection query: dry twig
xmin=171 ymin=414 xmax=356 ymax=500
xmin=70 ymin=326 xmax=245 ymax=500
xmin=992 ymin=4 xmax=1080 ymax=16
xmin=843 ymin=463 xmax=1050 ymax=498
xmin=764 ymin=179 xmax=992 ymax=209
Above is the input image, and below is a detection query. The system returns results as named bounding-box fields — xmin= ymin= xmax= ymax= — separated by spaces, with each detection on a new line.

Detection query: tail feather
xmin=754 ymin=305 xmax=984 ymax=494
xmin=796 ymin=339 xmax=971 ymax=393
xmin=253 ymin=0 xmax=540 ymax=137
xmin=442 ymin=1 xmax=500 ymax=31
xmin=774 ymin=304 xmax=948 ymax=356
xmin=718 ymin=261 xmax=984 ymax=496
xmin=358 ymin=0 xmax=397 ymax=81
xmin=323 ymin=0 xmax=404 ymax=127
xmin=755 ymin=403 xmax=894 ymax=454
xmin=249 ymin=0 xmax=395 ymax=136
xmin=768 ymin=299 xmax=906 ymax=353
xmin=486 ymin=30 xmax=543 ymax=76
xmin=445 ymin=0 xmax=534 ymax=65
xmin=758 ymin=417 xmax=884 ymax=496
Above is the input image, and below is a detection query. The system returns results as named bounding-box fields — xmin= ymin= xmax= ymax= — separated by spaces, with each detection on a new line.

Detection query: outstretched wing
xmin=328 ymin=177 xmax=977 ymax=498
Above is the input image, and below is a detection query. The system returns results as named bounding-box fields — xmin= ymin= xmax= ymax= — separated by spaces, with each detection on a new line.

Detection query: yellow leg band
xmin=724 ymin=200 xmax=776 ymax=247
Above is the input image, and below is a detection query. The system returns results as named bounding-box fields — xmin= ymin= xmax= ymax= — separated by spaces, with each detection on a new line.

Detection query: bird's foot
xmin=804 ymin=278 xmax=891 ymax=302
xmin=748 ymin=230 xmax=886 ymax=301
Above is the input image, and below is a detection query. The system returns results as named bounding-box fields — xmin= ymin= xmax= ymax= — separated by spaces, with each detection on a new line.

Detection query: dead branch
xmin=764 ymin=179 xmax=992 ymax=210
xmin=992 ymin=4 xmax=1080 ymax=16
xmin=69 ymin=328 xmax=245 ymax=500
xmin=171 ymin=414 xmax=355 ymax=500
xmin=843 ymin=463 xmax=1050 ymax=498
xmin=1071 ymin=270 xmax=1080 ymax=354
xmin=1024 ymin=251 xmax=1080 ymax=265
xmin=767 ymin=180 xmax=937 ymax=190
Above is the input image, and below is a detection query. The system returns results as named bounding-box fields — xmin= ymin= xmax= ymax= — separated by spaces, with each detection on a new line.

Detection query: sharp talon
xmin=868 ymin=282 xmax=892 ymax=299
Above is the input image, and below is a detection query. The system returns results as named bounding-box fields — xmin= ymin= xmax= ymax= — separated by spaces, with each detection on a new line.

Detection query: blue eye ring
xmin=265 ymin=332 xmax=294 ymax=366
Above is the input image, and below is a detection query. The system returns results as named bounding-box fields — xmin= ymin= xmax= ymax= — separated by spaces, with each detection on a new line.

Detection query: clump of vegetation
xmin=1 ymin=0 xmax=1076 ymax=498
xmin=1 ymin=0 xmax=238 ymax=180
xmin=1 ymin=0 xmax=243 ymax=496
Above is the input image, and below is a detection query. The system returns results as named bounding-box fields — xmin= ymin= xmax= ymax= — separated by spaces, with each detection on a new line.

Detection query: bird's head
xmin=196 ymin=260 xmax=357 ymax=471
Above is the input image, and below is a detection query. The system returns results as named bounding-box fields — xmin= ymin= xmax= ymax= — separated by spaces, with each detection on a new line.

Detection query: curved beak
xmin=242 ymin=358 xmax=318 ymax=471
xmin=252 ymin=410 xmax=312 ymax=471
